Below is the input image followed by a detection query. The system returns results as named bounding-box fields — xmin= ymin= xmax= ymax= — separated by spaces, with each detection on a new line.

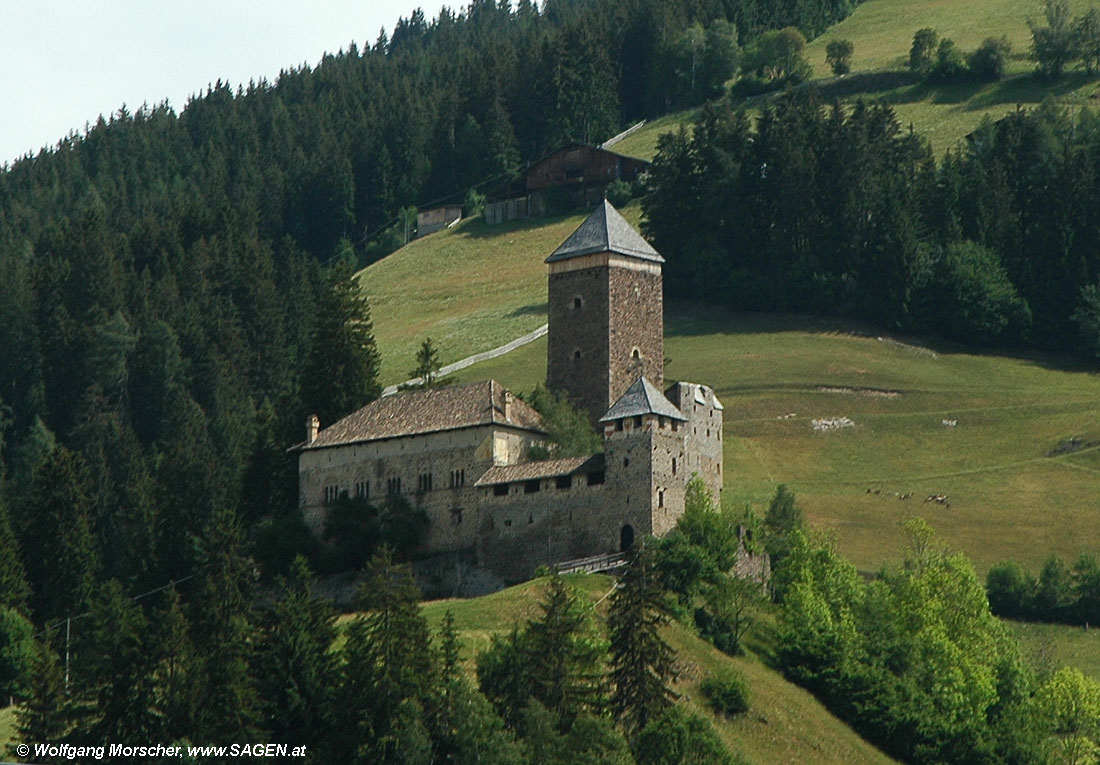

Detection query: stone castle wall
xmin=298 ymin=425 xmax=544 ymax=553
xmin=547 ymin=263 xmax=611 ymax=423
xmin=670 ymin=383 xmax=724 ymax=503
xmin=608 ymin=265 xmax=663 ymax=404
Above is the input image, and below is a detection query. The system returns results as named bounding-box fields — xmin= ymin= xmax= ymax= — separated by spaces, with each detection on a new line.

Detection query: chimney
xmin=503 ymin=391 xmax=513 ymax=421
xmin=306 ymin=414 xmax=319 ymax=445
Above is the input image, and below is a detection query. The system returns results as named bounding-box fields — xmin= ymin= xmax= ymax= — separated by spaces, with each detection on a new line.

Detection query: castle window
xmin=387 ymin=477 xmax=402 ymax=495
xmin=615 ymin=419 xmax=624 ymax=432
xmin=573 ymin=349 xmax=582 ymax=359
xmin=633 ymin=416 xmax=643 ymax=428
xmin=323 ymin=485 xmax=340 ymax=505
xmin=418 ymin=473 xmax=433 ymax=492
xmin=528 ymin=514 xmax=534 ymax=524
xmin=658 ymin=490 xmax=665 ymax=508
xmin=587 ymin=470 xmax=605 ymax=486
xmin=504 ymin=519 xmax=512 ymax=528
xmin=556 ymin=475 xmax=572 ymax=489
xmin=672 ymin=421 xmax=679 ymax=432
xmin=672 ymin=458 xmax=677 ymax=476
xmin=631 ymin=347 xmax=640 ymax=360
xmin=356 ymin=480 xmax=370 ymax=499
xmin=623 ymin=457 xmax=630 ymax=468
xmin=451 ymin=507 xmax=463 ymax=524
xmin=524 ymin=480 xmax=541 ymax=494
xmin=450 ymin=469 xmax=466 ymax=488
xmin=573 ymin=295 xmax=583 ymax=309
xmin=659 ymin=416 xmax=666 ymax=429
xmin=494 ymin=483 xmax=509 ymax=496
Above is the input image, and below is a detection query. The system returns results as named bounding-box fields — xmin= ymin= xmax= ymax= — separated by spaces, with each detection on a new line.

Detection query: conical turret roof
xmin=599 ymin=377 xmax=686 ymax=423
xmin=546 ymin=200 xmax=664 ymax=264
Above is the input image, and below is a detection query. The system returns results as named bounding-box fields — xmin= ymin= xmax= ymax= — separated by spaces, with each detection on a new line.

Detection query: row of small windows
xmin=490 ymin=471 xmax=604 ymax=497
xmin=612 ymin=416 xmax=679 ymax=432
xmin=325 ymin=469 xmax=469 ymax=504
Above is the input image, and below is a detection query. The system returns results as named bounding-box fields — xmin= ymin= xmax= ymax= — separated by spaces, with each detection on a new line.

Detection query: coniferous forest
xmin=4 ymin=0 xmax=1100 ymax=760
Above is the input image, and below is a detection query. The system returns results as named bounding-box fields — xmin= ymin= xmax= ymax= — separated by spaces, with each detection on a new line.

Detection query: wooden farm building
xmin=417 ymin=204 xmax=464 ymax=237
xmin=486 ymin=143 xmax=651 ymax=224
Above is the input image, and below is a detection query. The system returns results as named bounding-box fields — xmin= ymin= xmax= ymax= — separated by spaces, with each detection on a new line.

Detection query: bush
xmin=912 ymin=241 xmax=1031 ymax=345
xmin=605 ymin=178 xmax=633 ymax=207
xmin=464 ymin=188 xmax=486 ymax=218
xmin=909 ymin=28 xmax=939 ymax=72
xmin=929 ymin=38 xmax=968 ymax=82
xmin=701 ymin=667 xmax=750 ymax=716
xmin=969 ymin=37 xmax=1011 ymax=80
xmin=826 ymin=39 xmax=854 ymax=75
xmin=634 ymin=706 xmax=738 ymax=765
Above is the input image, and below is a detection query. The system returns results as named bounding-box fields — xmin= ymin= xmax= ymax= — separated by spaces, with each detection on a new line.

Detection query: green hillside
xmin=607 ymin=0 xmax=1100 ymax=161
xmin=359 ymin=203 xmax=646 ymax=385
xmin=806 ymin=0 xmax=1100 ymax=154
xmin=420 ymin=574 xmax=897 ymax=765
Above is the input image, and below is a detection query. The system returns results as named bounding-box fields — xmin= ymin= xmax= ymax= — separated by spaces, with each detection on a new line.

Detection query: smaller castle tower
xmin=546 ymin=201 xmax=665 ymax=424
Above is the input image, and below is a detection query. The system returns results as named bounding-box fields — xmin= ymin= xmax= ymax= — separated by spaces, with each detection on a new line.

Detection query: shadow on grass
xmin=506 ymin=302 xmax=547 ymax=318
xmin=664 ymin=300 xmax=1099 ymax=375
xmin=867 ymin=71 xmax=1098 ymax=110
xmin=457 ymin=210 xmax=584 ymax=241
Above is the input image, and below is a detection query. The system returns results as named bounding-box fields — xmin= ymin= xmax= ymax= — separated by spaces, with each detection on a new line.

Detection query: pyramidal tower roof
xmin=545 ymin=200 xmax=664 ymax=264
xmin=599 ymin=377 xmax=686 ymax=423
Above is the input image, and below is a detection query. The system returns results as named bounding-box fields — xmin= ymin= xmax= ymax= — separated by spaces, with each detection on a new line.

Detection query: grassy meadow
xmin=806 ymin=0 xmax=1100 ymax=154
xmin=419 ymin=574 xmax=897 ymax=765
xmin=359 ymin=202 xmax=646 ymax=386
xmin=1011 ymin=620 xmax=1100 ymax=681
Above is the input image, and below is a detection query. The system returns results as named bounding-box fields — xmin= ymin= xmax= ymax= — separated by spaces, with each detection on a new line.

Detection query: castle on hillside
xmin=295 ymin=201 xmax=723 ymax=582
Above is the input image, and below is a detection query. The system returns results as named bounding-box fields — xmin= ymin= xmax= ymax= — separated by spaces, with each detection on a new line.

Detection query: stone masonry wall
xmin=670 ymin=383 xmax=724 ymax=503
xmin=547 ymin=264 xmax=611 ymax=423
xmin=608 ymin=265 xmax=663 ymax=405
xmin=298 ymin=426 xmax=544 ymax=553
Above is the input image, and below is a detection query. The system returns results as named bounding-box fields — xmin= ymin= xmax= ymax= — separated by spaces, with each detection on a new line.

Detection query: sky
xmin=1 ymin=0 xmax=445 ymax=165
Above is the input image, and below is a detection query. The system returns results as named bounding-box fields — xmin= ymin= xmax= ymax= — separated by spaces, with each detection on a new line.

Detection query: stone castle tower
xmin=546 ymin=200 xmax=665 ymax=423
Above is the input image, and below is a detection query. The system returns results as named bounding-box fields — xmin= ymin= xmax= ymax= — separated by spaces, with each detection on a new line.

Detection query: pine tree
xmin=190 ymin=505 xmax=260 ymax=743
xmin=15 ymin=445 xmax=100 ymax=625
xmin=14 ymin=641 xmax=69 ymax=754
xmin=256 ymin=556 xmax=336 ymax=752
xmin=523 ymin=573 xmax=607 ymax=728
xmin=0 ymin=492 xmax=30 ymax=614
xmin=608 ymin=545 xmax=677 ymax=736
xmin=330 ymin=547 xmax=435 ymax=764
xmin=301 ymin=260 xmax=381 ymax=428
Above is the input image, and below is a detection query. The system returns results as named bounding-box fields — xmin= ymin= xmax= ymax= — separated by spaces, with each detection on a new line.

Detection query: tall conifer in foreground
xmin=301 ymin=260 xmax=381 ymax=427
xmin=609 ymin=544 xmax=677 ymax=736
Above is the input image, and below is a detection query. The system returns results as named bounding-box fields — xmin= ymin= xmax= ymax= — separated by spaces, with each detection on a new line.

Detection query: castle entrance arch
xmin=620 ymin=524 xmax=634 ymax=552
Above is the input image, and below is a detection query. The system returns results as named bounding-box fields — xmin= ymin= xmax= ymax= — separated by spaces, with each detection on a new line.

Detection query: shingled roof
xmin=301 ymin=380 xmax=544 ymax=450
xmin=599 ymin=377 xmax=686 ymax=423
xmin=474 ymin=454 xmax=603 ymax=487
xmin=545 ymin=200 xmax=664 ymax=264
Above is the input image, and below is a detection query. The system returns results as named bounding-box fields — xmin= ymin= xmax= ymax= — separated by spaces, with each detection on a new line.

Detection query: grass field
xmin=359 ymin=202 xmax=645 ymax=385
xmin=607 ymin=109 xmax=698 ymax=162
xmin=419 ymin=573 xmax=897 ymax=765
xmin=805 ymin=0 xmax=1100 ymax=154
xmin=1011 ymin=620 xmax=1100 ymax=682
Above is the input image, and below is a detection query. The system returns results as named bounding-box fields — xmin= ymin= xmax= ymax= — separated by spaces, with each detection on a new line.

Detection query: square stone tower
xmin=546 ymin=201 xmax=665 ymax=423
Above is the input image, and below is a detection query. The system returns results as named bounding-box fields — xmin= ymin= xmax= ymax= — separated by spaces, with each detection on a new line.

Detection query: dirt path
xmin=382 ymin=323 xmax=548 ymax=396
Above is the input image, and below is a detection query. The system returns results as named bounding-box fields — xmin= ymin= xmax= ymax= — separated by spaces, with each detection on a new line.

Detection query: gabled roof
xmin=474 ymin=454 xmax=603 ymax=486
xmin=545 ymin=200 xmax=664 ymax=264
xmin=299 ymin=380 xmax=544 ymax=450
xmin=599 ymin=377 xmax=686 ymax=423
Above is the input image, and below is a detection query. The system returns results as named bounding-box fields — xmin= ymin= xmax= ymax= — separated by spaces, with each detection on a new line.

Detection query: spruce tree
xmin=256 ymin=556 xmax=336 ymax=753
xmin=608 ymin=545 xmax=677 ymax=736
xmin=15 ymin=445 xmax=100 ymax=625
xmin=0 ymin=492 xmax=30 ymax=614
xmin=301 ymin=260 xmax=381 ymax=428
xmin=523 ymin=573 xmax=607 ymax=728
